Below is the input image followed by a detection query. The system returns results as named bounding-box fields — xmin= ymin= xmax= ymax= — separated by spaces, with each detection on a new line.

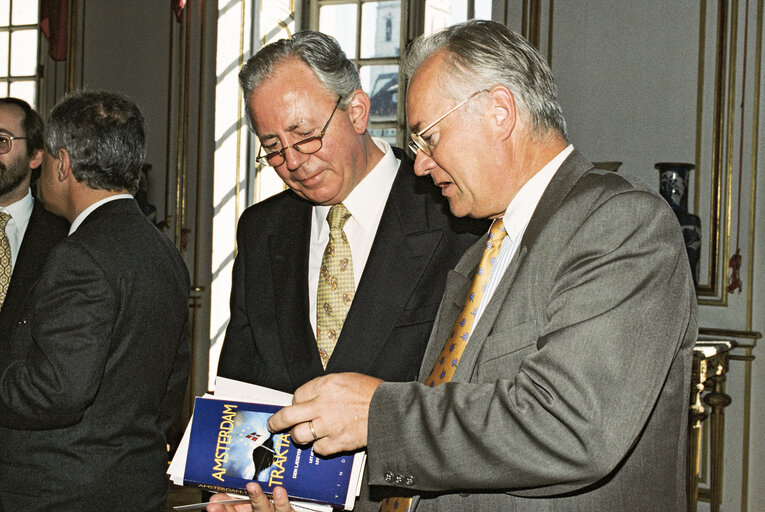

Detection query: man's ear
xmin=487 ymin=85 xmax=517 ymax=142
xmin=57 ymin=148 xmax=72 ymax=182
xmin=346 ymin=89 xmax=371 ymax=135
xmin=29 ymin=148 xmax=44 ymax=170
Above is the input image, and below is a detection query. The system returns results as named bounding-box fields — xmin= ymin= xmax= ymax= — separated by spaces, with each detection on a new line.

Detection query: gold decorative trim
xmin=164 ymin=13 xmax=176 ymax=233
xmin=697 ymin=0 xmax=727 ymax=301
xmin=235 ymin=0 xmax=246 ymax=229
xmin=746 ymin=0 xmax=762 ymax=330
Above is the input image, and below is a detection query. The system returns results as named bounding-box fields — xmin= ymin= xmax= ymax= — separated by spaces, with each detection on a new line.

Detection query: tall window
xmin=311 ymin=0 xmax=492 ymax=148
xmin=0 ymin=1 xmax=39 ymax=104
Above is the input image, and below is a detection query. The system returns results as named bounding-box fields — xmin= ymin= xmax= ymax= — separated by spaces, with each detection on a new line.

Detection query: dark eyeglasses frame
xmin=0 ymin=134 xmax=27 ymax=155
xmin=408 ymin=89 xmax=487 ymax=157
xmin=256 ymin=96 xmax=343 ymax=167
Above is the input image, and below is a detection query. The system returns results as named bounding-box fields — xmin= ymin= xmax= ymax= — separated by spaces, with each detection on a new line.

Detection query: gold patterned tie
xmin=316 ymin=203 xmax=355 ymax=368
xmin=0 ymin=212 xmax=12 ymax=310
xmin=379 ymin=218 xmax=507 ymax=512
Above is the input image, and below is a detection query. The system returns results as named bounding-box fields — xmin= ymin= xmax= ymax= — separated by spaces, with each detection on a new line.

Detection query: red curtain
xmin=40 ymin=0 xmax=69 ymax=62
xmin=172 ymin=0 xmax=187 ymax=22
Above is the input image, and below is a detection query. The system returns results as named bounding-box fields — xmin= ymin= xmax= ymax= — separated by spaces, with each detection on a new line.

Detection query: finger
xmin=245 ymin=482 xmax=275 ymax=511
xmin=292 ymin=376 xmax=323 ymax=404
xmin=292 ymin=419 xmax=320 ymax=446
xmin=271 ymin=486 xmax=297 ymax=512
xmin=267 ymin=402 xmax=314 ymax=433
xmin=207 ymin=492 xmax=253 ymax=512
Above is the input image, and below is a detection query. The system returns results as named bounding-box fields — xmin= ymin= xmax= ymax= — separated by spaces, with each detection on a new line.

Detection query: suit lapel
xmin=0 ymin=200 xmax=67 ymax=337
xmin=326 ymin=159 xmax=444 ymax=374
xmin=417 ymin=241 xmax=479 ymax=379
xmin=427 ymin=150 xmax=595 ymax=382
xmin=268 ymin=201 xmax=324 ymax=387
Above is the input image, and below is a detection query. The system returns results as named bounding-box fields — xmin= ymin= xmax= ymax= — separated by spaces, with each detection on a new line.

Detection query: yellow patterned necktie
xmin=316 ymin=203 xmax=355 ymax=368
xmin=0 ymin=212 xmax=12 ymax=310
xmin=379 ymin=218 xmax=507 ymax=512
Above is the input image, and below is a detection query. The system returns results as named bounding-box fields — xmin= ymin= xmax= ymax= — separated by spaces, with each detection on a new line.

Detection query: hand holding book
xmin=267 ymin=372 xmax=383 ymax=456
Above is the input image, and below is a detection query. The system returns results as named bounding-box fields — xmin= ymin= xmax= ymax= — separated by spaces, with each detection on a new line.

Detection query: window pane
xmin=319 ymin=4 xmax=357 ymax=58
xmin=369 ymin=127 xmax=397 ymax=146
xmin=0 ymin=31 xmax=8 ymax=76
xmin=0 ymin=1 xmax=9 ymax=26
xmin=425 ymin=0 xmax=467 ymax=35
xmin=9 ymin=79 xmax=35 ymax=104
xmin=360 ymin=1 xmax=400 ymax=59
xmin=10 ymin=29 xmax=37 ymax=76
xmin=11 ymin=0 xmax=37 ymax=25
xmin=360 ymin=64 xmax=398 ymax=123
xmin=0 ymin=82 xmax=7 ymax=97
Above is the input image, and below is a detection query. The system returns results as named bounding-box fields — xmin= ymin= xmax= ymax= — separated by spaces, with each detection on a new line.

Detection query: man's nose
xmin=413 ymin=149 xmax=436 ymax=176
xmin=284 ymin=146 xmax=310 ymax=171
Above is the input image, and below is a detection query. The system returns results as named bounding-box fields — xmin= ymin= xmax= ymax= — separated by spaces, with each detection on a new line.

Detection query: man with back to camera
xmin=212 ymin=20 xmax=697 ymax=512
xmin=214 ymin=29 xmax=486 ymax=511
xmin=0 ymin=97 xmax=68 ymax=342
xmin=0 ymin=91 xmax=190 ymax=512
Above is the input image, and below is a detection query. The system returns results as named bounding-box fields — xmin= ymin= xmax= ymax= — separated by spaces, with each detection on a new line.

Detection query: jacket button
xmin=384 ymin=472 xmax=394 ymax=483
xmin=394 ymin=474 xmax=404 ymax=484
xmin=405 ymin=475 xmax=415 ymax=486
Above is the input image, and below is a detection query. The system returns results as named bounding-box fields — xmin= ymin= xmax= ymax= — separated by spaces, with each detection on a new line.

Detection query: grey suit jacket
xmin=0 ymin=199 xmax=190 ymax=512
xmin=367 ymin=151 xmax=697 ymax=511
xmin=0 ymin=198 xmax=68 ymax=342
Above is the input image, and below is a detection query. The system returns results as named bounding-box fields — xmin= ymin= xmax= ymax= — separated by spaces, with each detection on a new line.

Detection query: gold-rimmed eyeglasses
xmin=0 ymin=134 xmax=27 ymax=155
xmin=256 ymin=96 xmax=342 ymax=167
xmin=408 ymin=89 xmax=487 ymax=157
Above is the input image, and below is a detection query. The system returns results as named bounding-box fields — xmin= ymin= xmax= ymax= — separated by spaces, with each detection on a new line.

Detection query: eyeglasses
xmin=256 ymin=96 xmax=342 ymax=167
xmin=0 ymin=134 xmax=27 ymax=155
xmin=408 ymin=90 xmax=487 ymax=157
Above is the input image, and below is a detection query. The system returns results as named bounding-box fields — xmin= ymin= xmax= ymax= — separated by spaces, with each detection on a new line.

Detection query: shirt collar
xmin=314 ymin=137 xmax=399 ymax=236
xmin=502 ymin=144 xmax=574 ymax=243
xmin=0 ymin=188 xmax=33 ymax=222
xmin=69 ymin=193 xmax=134 ymax=234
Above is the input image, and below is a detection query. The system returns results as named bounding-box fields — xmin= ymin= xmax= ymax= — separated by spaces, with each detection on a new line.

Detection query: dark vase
xmin=655 ymin=162 xmax=701 ymax=286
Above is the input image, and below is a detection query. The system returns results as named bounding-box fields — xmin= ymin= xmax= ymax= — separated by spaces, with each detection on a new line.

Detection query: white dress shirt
xmin=471 ymin=145 xmax=575 ymax=333
xmin=69 ymin=193 xmax=134 ymax=234
xmin=308 ymin=137 xmax=399 ymax=336
xmin=0 ymin=189 xmax=34 ymax=271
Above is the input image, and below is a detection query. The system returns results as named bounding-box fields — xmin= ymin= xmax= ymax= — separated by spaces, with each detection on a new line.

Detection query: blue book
xmin=183 ymin=397 xmax=362 ymax=509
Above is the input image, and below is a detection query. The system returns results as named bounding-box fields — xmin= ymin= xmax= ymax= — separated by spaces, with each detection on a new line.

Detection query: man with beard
xmin=0 ymin=98 xmax=68 ymax=341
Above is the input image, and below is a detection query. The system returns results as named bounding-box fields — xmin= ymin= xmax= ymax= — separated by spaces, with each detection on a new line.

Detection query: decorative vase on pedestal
xmin=655 ymin=162 xmax=701 ymax=286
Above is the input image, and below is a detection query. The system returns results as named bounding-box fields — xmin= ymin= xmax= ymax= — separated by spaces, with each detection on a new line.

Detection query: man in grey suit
xmin=0 ymin=91 xmax=190 ymax=511
xmin=0 ymin=98 xmax=68 ymax=341
xmin=214 ymin=20 xmax=697 ymax=512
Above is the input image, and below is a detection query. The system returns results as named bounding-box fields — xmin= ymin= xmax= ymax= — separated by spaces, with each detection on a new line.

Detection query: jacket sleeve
xmin=0 ymin=240 xmax=118 ymax=430
xmin=366 ymin=189 xmax=696 ymax=496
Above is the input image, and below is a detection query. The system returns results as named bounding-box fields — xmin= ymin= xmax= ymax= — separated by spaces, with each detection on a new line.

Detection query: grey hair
xmin=403 ymin=20 xmax=568 ymax=141
xmin=45 ymin=91 xmax=146 ymax=193
xmin=239 ymin=30 xmax=361 ymax=129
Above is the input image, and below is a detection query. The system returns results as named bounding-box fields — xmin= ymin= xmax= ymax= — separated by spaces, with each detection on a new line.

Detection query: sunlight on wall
xmin=209 ymin=0 xmax=293 ymax=390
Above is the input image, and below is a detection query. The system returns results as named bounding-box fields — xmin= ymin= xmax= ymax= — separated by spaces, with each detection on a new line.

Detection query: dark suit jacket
xmin=0 ymin=199 xmax=190 ymax=512
xmin=218 ymin=148 xmax=486 ymax=393
xmin=0 ymin=198 xmax=68 ymax=342
xmin=368 ymin=151 xmax=698 ymax=511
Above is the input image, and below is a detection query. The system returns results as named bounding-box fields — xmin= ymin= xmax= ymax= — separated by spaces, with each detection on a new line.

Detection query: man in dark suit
xmin=234 ymin=21 xmax=697 ymax=512
xmin=217 ymin=32 xmax=483 ymax=397
xmin=214 ymin=31 xmax=484 ymax=511
xmin=0 ymin=98 xmax=68 ymax=342
xmin=0 ymin=91 xmax=190 ymax=512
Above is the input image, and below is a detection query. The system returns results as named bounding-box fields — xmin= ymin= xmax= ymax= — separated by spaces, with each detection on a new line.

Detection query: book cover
xmin=183 ymin=397 xmax=358 ymax=509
